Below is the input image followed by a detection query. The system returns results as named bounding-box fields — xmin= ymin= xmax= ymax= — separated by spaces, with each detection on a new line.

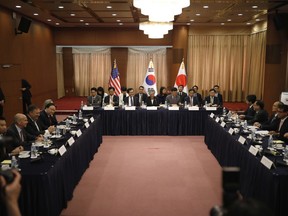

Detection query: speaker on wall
xmin=18 ymin=17 xmax=31 ymax=33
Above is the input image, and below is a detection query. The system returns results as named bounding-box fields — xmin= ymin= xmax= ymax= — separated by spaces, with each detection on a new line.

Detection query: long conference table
xmin=205 ymin=116 xmax=288 ymax=216
xmin=5 ymin=115 xmax=102 ymax=216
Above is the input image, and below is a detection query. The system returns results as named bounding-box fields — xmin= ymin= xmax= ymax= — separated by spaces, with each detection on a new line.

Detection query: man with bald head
xmin=39 ymin=103 xmax=58 ymax=130
xmin=254 ymin=101 xmax=281 ymax=129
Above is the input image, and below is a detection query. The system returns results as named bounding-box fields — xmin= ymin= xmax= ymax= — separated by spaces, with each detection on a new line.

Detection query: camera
xmin=0 ymin=169 xmax=15 ymax=185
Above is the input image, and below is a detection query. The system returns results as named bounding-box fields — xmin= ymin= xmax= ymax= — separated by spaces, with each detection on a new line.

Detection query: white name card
xmin=261 ymin=156 xmax=273 ymax=169
xmin=228 ymin=128 xmax=234 ymax=135
xmin=146 ymin=106 xmax=158 ymax=110
xmin=84 ymin=122 xmax=90 ymax=128
xmin=168 ymin=106 xmax=179 ymax=110
xmin=215 ymin=117 xmax=220 ymax=123
xmin=210 ymin=113 xmax=215 ymax=118
xmin=206 ymin=107 xmax=217 ymax=111
xmin=90 ymin=117 xmax=94 ymax=123
xmin=76 ymin=129 xmax=82 ymax=137
xmin=249 ymin=145 xmax=259 ymax=156
xmin=82 ymin=106 xmax=93 ymax=111
xmin=67 ymin=137 xmax=75 ymax=146
xmin=238 ymin=136 xmax=246 ymax=145
xmin=58 ymin=145 xmax=67 ymax=156
xmin=220 ymin=122 xmax=226 ymax=128
xmin=125 ymin=106 xmax=136 ymax=110
xmin=188 ymin=106 xmax=199 ymax=111
xmin=104 ymin=106 xmax=115 ymax=110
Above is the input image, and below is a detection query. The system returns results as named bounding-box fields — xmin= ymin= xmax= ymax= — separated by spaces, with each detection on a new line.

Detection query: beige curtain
xmin=127 ymin=47 xmax=168 ymax=92
xmin=187 ymin=30 xmax=266 ymax=102
xmin=56 ymin=47 xmax=65 ymax=98
xmin=73 ymin=47 xmax=111 ymax=96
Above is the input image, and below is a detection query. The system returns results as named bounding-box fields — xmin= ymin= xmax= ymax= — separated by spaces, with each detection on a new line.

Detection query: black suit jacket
xmin=104 ymin=95 xmax=119 ymax=106
xmin=39 ymin=110 xmax=58 ymax=130
xmin=196 ymin=93 xmax=203 ymax=105
xmin=278 ymin=118 xmax=288 ymax=143
xmin=216 ymin=93 xmax=223 ymax=106
xmin=178 ymin=92 xmax=187 ymax=104
xmin=248 ymin=109 xmax=269 ymax=125
xmin=124 ymin=96 xmax=140 ymax=106
xmin=184 ymin=96 xmax=199 ymax=106
xmin=6 ymin=124 xmax=34 ymax=150
xmin=25 ymin=115 xmax=46 ymax=138
xmin=243 ymin=105 xmax=256 ymax=120
xmin=135 ymin=93 xmax=148 ymax=104
xmin=146 ymin=97 xmax=159 ymax=106
xmin=204 ymin=96 xmax=219 ymax=106
xmin=0 ymin=88 xmax=4 ymax=101
xmin=21 ymin=79 xmax=32 ymax=99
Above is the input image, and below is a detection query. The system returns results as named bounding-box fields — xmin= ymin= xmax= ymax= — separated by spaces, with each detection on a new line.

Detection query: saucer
xmin=19 ymin=154 xmax=30 ymax=158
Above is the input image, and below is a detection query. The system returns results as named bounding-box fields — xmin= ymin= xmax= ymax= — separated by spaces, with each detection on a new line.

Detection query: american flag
xmin=109 ymin=59 xmax=121 ymax=96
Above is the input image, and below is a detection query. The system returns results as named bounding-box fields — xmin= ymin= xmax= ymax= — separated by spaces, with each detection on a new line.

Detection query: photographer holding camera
xmin=0 ymin=169 xmax=21 ymax=216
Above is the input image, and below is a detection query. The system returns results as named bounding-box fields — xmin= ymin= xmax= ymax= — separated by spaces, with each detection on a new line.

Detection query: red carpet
xmin=54 ymin=96 xmax=247 ymax=111
xmin=61 ymin=136 xmax=221 ymax=216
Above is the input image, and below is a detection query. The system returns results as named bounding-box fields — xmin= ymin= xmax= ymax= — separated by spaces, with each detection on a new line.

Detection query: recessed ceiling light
xmin=70 ymin=13 xmax=75 ymax=16
xmin=252 ymin=5 xmax=258 ymax=9
xmin=238 ymin=13 xmax=243 ymax=16
xmin=112 ymin=13 xmax=117 ymax=16
xmin=116 ymin=19 xmax=121 ymax=22
xmin=47 ymin=19 xmax=52 ymax=22
xmin=246 ymin=22 xmax=251 ymax=25
xmin=58 ymin=6 xmax=64 ymax=9
xmin=256 ymin=18 xmax=260 ymax=22
xmin=227 ymin=19 xmax=232 ymax=22
xmin=221 ymin=23 xmax=225 ymax=25
xmin=56 ymin=23 xmax=60 ymax=25
xmin=80 ymin=19 xmax=84 ymax=22
xmin=106 ymin=6 xmax=112 ymax=9
xmin=119 ymin=23 xmax=123 ymax=25
xmin=85 ymin=23 xmax=89 ymax=25
xmin=33 ymin=13 xmax=38 ymax=16
xmin=16 ymin=5 xmax=22 ymax=8
xmin=187 ymin=23 xmax=191 ymax=25
xmin=190 ymin=19 xmax=194 ymax=22
xmin=203 ymin=5 xmax=209 ymax=9
xmin=196 ymin=13 xmax=200 ymax=16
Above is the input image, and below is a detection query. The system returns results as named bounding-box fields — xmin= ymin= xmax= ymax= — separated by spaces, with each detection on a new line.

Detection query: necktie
xmin=190 ymin=97 xmax=193 ymax=106
xmin=20 ymin=130 xmax=24 ymax=142
xmin=139 ymin=94 xmax=142 ymax=103
xmin=49 ymin=115 xmax=53 ymax=125
xmin=110 ymin=96 xmax=113 ymax=104
xmin=131 ymin=97 xmax=134 ymax=106
xmin=34 ymin=121 xmax=40 ymax=131
xmin=278 ymin=119 xmax=285 ymax=131
xmin=211 ymin=97 xmax=214 ymax=104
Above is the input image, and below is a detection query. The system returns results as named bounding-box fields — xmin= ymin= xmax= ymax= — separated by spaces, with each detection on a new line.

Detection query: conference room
xmin=1 ymin=1 xmax=288 ymax=216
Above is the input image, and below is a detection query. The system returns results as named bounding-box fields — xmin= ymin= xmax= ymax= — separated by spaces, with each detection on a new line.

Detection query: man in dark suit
xmin=25 ymin=105 xmax=55 ymax=138
xmin=87 ymin=87 xmax=102 ymax=107
xmin=184 ymin=88 xmax=199 ymax=106
xmin=166 ymin=87 xmax=180 ymax=105
xmin=135 ymin=86 xmax=148 ymax=105
xmin=254 ymin=101 xmax=281 ymax=129
xmin=178 ymin=85 xmax=187 ymax=104
xmin=104 ymin=87 xmax=119 ymax=106
xmin=204 ymin=89 xmax=219 ymax=107
xmin=124 ymin=88 xmax=140 ymax=106
xmin=146 ymin=90 xmax=159 ymax=106
xmin=21 ymin=79 xmax=32 ymax=114
xmin=39 ymin=103 xmax=58 ymax=130
xmin=192 ymin=85 xmax=203 ymax=105
xmin=239 ymin=94 xmax=256 ymax=120
xmin=247 ymin=100 xmax=268 ymax=125
xmin=6 ymin=113 xmax=41 ymax=152
xmin=277 ymin=104 xmax=288 ymax=143
xmin=214 ymin=85 xmax=223 ymax=107
xmin=0 ymin=87 xmax=4 ymax=116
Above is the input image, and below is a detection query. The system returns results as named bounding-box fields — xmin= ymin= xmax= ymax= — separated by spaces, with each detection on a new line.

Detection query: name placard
xmin=260 ymin=156 xmax=273 ymax=169
xmin=82 ymin=106 xmax=93 ymax=111
xmin=168 ymin=106 xmax=179 ymax=110
xmin=188 ymin=106 xmax=199 ymax=111
xmin=90 ymin=117 xmax=94 ymax=123
xmin=76 ymin=129 xmax=82 ymax=137
xmin=59 ymin=145 xmax=67 ymax=156
xmin=206 ymin=107 xmax=217 ymax=111
xmin=238 ymin=136 xmax=246 ymax=145
xmin=84 ymin=122 xmax=90 ymax=128
xmin=249 ymin=145 xmax=259 ymax=156
xmin=125 ymin=106 xmax=136 ymax=110
xmin=147 ymin=106 xmax=158 ymax=110
xmin=215 ymin=117 xmax=220 ymax=123
xmin=210 ymin=113 xmax=215 ymax=118
xmin=220 ymin=122 xmax=226 ymax=128
xmin=228 ymin=128 xmax=234 ymax=135
xmin=104 ymin=106 xmax=115 ymax=110
xmin=67 ymin=137 xmax=75 ymax=146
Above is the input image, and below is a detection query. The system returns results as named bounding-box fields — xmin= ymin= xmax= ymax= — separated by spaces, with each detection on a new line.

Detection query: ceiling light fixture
xmin=187 ymin=23 xmax=191 ymax=25
xmin=16 ymin=5 xmax=22 ymax=8
xmin=33 ymin=13 xmax=38 ymax=16
xmin=70 ymin=13 xmax=75 ymax=16
xmin=221 ymin=23 xmax=225 ymax=25
xmin=85 ymin=23 xmax=89 ymax=25
xmin=256 ymin=18 xmax=260 ymax=22
xmin=252 ymin=5 xmax=258 ymax=9
xmin=58 ymin=6 xmax=64 ymax=9
xmin=116 ymin=19 xmax=121 ymax=22
xmin=238 ymin=13 xmax=243 ymax=16
xmin=47 ymin=19 xmax=52 ymax=22
xmin=227 ymin=19 xmax=232 ymax=22
xmin=107 ymin=6 xmax=112 ymax=9
xmin=190 ymin=19 xmax=194 ymax=22
xmin=80 ymin=19 xmax=84 ymax=22
xmin=203 ymin=5 xmax=209 ymax=9
xmin=119 ymin=23 xmax=123 ymax=25
xmin=56 ymin=23 xmax=60 ymax=25
xmin=246 ymin=23 xmax=251 ymax=25
xmin=139 ymin=21 xmax=173 ymax=39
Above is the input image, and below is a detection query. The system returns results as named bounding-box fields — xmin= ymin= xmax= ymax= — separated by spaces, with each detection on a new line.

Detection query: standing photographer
xmin=0 ymin=170 xmax=22 ymax=216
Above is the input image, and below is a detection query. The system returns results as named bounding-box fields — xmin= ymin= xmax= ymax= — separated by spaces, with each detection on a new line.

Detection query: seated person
xmin=192 ymin=85 xmax=203 ymax=105
xmin=124 ymin=88 xmax=140 ymax=106
xmin=87 ymin=87 xmax=101 ymax=107
xmin=204 ymin=89 xmax=219 ymax=107
xmin=6 ymin=113 xmax=42 ymax=153
xmin=166 ymin=87 xmax=180 ymax=105
xmin=156 ymin=86 xmax=167 ymax=105
xmin=42 ymin=99 xmax=53 ymax=110
xmin=135 ymin=86 xmax=148 ymax=105
xmin=213 ymin=85 xmax=223 ymax=107
xmin=254 ymin=101 xmax=281 ymax=129
xmin=247 ymin=100 xmax=268 ymax=125
xmin=184 ymin=88 xmax=199 ymax=106
xmin=97 ymin=86 xmax=108 ymax=107
xmin=104 ymin=87 xmax=119 ymax=106
xmin=119 ymin=86 xmax=128 ymax=105
xmin=178 ymin=85 xmax=187 ymax=104
xmin=39 ymin=103 xmax=58 ymax=130
xmin=146 ymin=90 xmax=159 ymax=106
xmin=239 ymin=94 xmax=256 ymax=120
xmin=25 ymin=104 xmax=55 ymax=138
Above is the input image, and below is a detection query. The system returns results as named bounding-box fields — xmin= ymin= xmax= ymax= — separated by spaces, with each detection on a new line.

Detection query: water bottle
xmin=165 ymin=101 xmax=168 ymax=108
xmin=31 ymin=143 xmax=37 ymax=158
xmin=243 ymin=120 xmax=247 ymax=130
xmin=80 ymin=100 xmax=84 ymax=109
xmin=11 ymin=156 xmax=18 ymax=169
xmin=73 ymin=114 xmax=77 ymax=124
xmin=223 ymin=107 xmax=227 ymax=115
xmin=184 ymin=101 xmax=187 ymax=109
xmin=251 ymin=129 xmax=255 ymax=142
xmin=44 ymin=134 xmax=49 ymax=147
xmin=79 ymin=109 xmax=83 ymax=120
xmin=268 ymin=135 xmax=273 ymax=149
xmin=283 ymin=146 xmax=288 ymax=162
xmin=205 ymin=101 xmax=208 ymax=107
xmin=65 ymin=118 xmax=70 ymax=129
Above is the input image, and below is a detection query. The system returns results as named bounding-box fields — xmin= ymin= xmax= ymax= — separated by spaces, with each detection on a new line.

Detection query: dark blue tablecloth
xmin=83 ymin=108 xmax=220 ymax=135
xmin=205 ymin=117 xmax=288 ymax=216
xmin=12 ymin=115 xmax=102 ymax=216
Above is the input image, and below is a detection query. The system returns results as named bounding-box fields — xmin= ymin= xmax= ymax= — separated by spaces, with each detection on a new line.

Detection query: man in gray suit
xmin=166 ymin=87 xmax=180 ymax=105
xmin=87 ymin=87 xmax=101 ymax=107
